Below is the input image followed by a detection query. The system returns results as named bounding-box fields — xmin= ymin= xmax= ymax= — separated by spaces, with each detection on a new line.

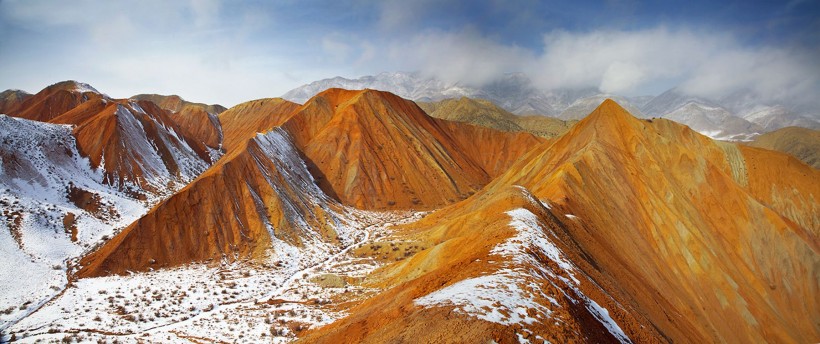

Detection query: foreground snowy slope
xmin=0 ymin=115 xmax=149 ymax=332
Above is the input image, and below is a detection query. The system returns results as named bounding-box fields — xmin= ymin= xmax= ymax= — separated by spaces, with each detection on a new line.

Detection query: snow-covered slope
xmin=736 ymin=104 xmax=820 ymax=131
xmin=640 ymin=88 xmax=719 ymax=117
xmin=0 ymin=115 xmax=150 ymax=331
xmin=639 ymin=88 xmax=770 ymax=140
xmin=665 ymin=103 xmax=764 ymax=141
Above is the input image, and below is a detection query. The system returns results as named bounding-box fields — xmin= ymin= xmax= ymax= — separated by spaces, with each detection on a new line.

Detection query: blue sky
xmin=0 ymin=0 xmax=818 ymax=107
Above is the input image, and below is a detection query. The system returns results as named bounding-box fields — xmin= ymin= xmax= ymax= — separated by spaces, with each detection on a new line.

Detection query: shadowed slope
xmin=0 ymin=89 xmax=32 ymax=115
xmin=171 ymin=105 xmax=223 ymax=149
xmin=484 ymin=99 xmax=819 ymax=343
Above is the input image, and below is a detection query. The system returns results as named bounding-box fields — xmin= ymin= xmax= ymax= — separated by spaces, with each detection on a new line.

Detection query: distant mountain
xmin=664 ymin=103 xmax=764 ymax=141
xmin=746 ymin=126 xmax=820 ymax=169
xmin=0 ymin=89 xmax=32 ymax=115
xmin=643 ymin=88 xmax=819 ymax=135
xmin=417 ymin=97 xmax=574 ymax=138
xmin=558 ymin=94 xmax=645 ymax=120
xmin=3 ymin=81 xmax=105 ymax=122
xmin=283 ymin=72 xmax=600 ymax=117
xmin=130 ymin=94 xmax=226 ymax=115
xmin=284 ymin=73 xmax=820 ymax=141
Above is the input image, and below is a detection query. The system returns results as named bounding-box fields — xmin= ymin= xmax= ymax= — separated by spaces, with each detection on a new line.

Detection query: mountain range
xmin=0 ymin=80 xmax=817 ymax=343
xmin=284 ymin=72 xmax=820 ymax=141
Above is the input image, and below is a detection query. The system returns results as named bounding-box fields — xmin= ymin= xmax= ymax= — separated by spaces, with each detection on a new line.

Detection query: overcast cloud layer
xmin=0 ymin=0 xmax=818 ymax=108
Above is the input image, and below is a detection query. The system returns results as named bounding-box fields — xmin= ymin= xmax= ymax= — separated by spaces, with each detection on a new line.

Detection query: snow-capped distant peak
xmin=71 ymin=82 xmax=99 ymax=94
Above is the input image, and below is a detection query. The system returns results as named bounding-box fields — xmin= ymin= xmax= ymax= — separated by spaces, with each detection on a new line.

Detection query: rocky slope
xmin=0 ymin=114 xmax=152 ymax=329
xmin=0 ymin=82 xmax=223 ymax=333
xmin=74 ymin=98 xmax=350 ymax=277
xmin=131 ymin=94 xmax=226 ymax=150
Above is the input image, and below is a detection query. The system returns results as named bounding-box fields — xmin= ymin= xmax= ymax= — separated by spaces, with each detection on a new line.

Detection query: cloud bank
xmin=385 ymin=27 xmax=819 ymax=107
xmin=0 ymin=0 xmax=818 ymax=109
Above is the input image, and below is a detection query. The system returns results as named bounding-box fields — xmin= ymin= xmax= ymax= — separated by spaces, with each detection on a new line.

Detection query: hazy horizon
xmin=1 ymin=0 xmax=818 ymax=108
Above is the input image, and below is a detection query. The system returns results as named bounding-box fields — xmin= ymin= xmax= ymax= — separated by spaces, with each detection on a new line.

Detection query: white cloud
xmin=532 ymin=28 xmax=719 ymax=93
xmin=1 ymin=0 xmax=817 ymax=109
xmin=387 ymin=29 xmax=534 ymax=86
xmin=383 ymin=26 xmax=819 ymax=107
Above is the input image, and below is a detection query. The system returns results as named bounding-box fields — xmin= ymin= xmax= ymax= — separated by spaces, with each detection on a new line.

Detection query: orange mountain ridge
xmin=298 ymin=100 xmax=818 ymax=343
xmin=282 ymin=88 xmax=543 ymax=209
xmin=77 ymin=89 xmax=543 ymax=276
xmin=2 ymin=82 xmax=816 ymax=343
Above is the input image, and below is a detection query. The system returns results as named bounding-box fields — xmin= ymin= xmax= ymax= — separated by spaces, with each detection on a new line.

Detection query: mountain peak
xmin=583 ymin=98 xmax=638 ymax=125
xmin=48 ymin=80 xmax=100 ymax=94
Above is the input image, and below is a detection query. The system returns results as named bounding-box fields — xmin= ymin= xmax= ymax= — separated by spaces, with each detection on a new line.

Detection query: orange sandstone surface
xmin=60 ymin=90 xmax=817 ymax=343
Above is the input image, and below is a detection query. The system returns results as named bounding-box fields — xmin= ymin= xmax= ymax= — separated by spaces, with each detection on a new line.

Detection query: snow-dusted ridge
xmin=415 ymin=188 xmax=631 ymax=343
